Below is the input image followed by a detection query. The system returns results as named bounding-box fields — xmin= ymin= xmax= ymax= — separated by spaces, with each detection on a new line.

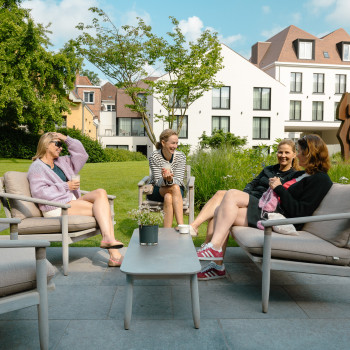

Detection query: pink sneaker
xmin=197 ymin=262 xmax=226 ymax=280
xmin=196 ymin=243 xmax=223 ymax=261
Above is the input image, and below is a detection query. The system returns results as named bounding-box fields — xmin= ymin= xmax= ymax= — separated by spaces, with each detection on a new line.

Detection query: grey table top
xmin=121 ymin=228 xmax=201 ymax=276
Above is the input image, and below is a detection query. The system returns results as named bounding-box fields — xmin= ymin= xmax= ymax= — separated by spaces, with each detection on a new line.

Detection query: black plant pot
xmin=139 ymin=225 xmax=158 ymax=245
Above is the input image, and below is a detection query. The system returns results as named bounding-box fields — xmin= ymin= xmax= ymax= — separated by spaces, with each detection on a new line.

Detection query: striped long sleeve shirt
xmin=148 ymin=149 xmax=186 ymax=188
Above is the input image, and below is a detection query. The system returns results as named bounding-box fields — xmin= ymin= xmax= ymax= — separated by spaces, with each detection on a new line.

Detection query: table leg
xmin=190 ymin=274 xmax=200 ymax=329
xmin=124 ymin=274 xmax=134 ymax=330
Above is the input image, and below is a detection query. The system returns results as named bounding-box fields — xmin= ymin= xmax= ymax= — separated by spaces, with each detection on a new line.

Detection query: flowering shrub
xmin=128 ymin=208 xmax=164 ymax=227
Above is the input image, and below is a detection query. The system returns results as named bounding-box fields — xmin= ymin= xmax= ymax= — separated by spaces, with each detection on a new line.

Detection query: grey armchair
xmin=0 ymin=171 xmax=116 ymax=275
xmin=0 ymin=218 xmax=56 ymax=350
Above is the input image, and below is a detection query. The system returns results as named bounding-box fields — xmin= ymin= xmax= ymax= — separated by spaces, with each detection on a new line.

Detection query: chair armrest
xmin=0 ymin=240 xmax=50 ymax=248
xmin=187 ymin=176 xmax=195 ymax=188
xmin=261 ymin=212 xmax=350 ymax=228
xmin=138 ymin=176 xmax=151 ymax=187
xmin=0 ymin=218 xmax=21 ymax=225
xmin=80 ymin=190 xmax=116 ymax=200
xmin=0 ymin=192 xmax=71 ymax=209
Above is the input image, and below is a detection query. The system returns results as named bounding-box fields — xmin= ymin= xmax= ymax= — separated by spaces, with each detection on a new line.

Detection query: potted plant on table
xmin=128 ymin=207 xmax=164 ymax=245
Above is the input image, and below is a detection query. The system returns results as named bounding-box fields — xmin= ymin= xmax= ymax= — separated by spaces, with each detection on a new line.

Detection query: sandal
xmin=108 ymin=257 xmax=123 ymax=267
xmin=100 ymin=240 xmax=124 ymax=249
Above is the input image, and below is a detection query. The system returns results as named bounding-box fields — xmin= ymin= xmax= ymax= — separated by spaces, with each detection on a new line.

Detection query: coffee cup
xmin=178 ymin=224 xmax=190 ymax=234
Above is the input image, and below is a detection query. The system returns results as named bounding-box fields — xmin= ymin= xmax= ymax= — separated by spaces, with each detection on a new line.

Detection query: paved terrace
xmin=1 ymin=247 xmax=350 ymax=350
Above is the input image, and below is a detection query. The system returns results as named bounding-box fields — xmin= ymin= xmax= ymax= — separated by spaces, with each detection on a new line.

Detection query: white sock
xmin=207 ymin=242 xmax=222 ymax=252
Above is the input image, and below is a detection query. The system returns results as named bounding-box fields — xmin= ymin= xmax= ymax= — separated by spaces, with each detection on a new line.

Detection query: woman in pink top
xmin=28 ymin=132 xmax=124 ymax=267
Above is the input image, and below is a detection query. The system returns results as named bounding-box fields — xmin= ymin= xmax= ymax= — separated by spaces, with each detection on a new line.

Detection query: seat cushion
xmin=18 ymin=215 xmax=97 ymax=234
xmin=4 ymin=171 xmax=42 ymax=219
xmin=303 ymin=184 xmax=350 ymax=248
xmin=232 ymin=226 xmax=350 ymax=266
xmin=0 ymin=247 xmax=57 ymax=297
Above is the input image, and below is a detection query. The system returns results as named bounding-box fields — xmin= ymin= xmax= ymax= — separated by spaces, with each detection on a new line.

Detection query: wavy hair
xmin=32 ymin=132 xmax=57 ymax=161
xmin=155 ymin=129 xmax=178 ymax=150
xmin=297 ymin=134 xmax=330 ymax=174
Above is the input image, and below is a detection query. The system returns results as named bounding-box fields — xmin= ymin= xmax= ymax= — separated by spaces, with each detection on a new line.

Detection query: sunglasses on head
xmin=51 ymin=141 xmax=63 ymax=148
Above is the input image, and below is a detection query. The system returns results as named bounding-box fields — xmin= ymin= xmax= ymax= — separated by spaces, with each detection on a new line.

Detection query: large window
xmin=253 ymin=88 xmax=271 ymax=110
xmin=298 ymin=40 xmax=313 ymax=59
xmin=212 ymin=87 xmax=230 ymax=109
xmin=343 ymin=43 xmax=350 ymax=61
xmin=290 ymin=72 xmax=302 ymax=93
xmin=169 ymin=91 xmax=186 ymax=109
xmin=289 ymin=101 xmax=301 ymax=120
xmin=171 ymin=115 xmax=188 ymax=139
xmin=335 ymin=102 xmax=340 ymax=120
xmin=212 ymin=116 xmax=230 ymax=133
xmin=253 ymin=117 xmax=270 ymax=140
xmin=335 ymin=74 xmax=346 ymax=94
xmin=84 ymin=91 xmax=94 ymax=103
xmin=313 ymin=73 xmax=324 ymax=93
xmin=117 ymin=118 xmax=145 ymax=136
xmin=312 ymin=102 xmax=324 ymax=121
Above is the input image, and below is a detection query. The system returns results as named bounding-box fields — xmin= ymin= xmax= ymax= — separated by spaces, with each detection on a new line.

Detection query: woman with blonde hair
xmin=28 ymin=132 xmax=124 ymax=267
xmin=197 ymin=134 xmax=332 ymax=280
xmin=147 ymin=129 xmax=186 ymax=228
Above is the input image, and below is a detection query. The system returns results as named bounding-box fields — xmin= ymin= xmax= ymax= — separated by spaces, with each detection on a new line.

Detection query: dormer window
xmin=336 ymin=41 xmax=350 ymax=61
xmin=293 ymin=39 xmax=315 ymax=60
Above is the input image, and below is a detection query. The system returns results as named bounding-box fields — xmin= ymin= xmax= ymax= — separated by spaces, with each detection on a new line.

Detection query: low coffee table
xmin=120 ymin=227 xmax=201 ymax=329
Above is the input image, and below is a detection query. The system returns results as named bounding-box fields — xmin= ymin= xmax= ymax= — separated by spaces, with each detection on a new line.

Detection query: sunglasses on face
xmin=51 ymin=141 xmax=63 ymax=148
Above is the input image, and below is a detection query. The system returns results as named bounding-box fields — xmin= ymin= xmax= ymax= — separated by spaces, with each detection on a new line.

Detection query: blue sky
xmin=22 ymin=0 xmax=350 ymax=82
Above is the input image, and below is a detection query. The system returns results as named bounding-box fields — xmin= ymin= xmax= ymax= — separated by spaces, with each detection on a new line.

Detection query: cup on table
xmin=177 ymin=224 xmax=190 ymax=234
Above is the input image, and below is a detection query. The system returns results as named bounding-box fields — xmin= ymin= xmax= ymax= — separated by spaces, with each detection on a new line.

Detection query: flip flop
xmin=100 ymin=240 xmax=124 ymax=249
xmin=108 ymin=257 xmax=123 ymax=267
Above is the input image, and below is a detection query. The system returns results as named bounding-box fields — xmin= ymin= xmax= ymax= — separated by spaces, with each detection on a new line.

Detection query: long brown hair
xmin=155 ymin=129 xmax=178 ymax=150
xmin=297 ymin=134 xmax=330 ymax=174
xmin=277 ymin=139 xmax=300 ymax=170
xmin=32 ymin=132 xmax=56 ymax=161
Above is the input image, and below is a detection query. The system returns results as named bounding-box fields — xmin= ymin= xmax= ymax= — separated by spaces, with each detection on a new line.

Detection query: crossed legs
xmin=159 ymin=184 xmax=184 ymax=228
xmin=68 ymin=188 xmax=123 ymax=262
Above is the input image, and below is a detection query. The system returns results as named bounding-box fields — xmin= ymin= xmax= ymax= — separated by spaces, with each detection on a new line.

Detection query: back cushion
xmin=4 ymin=171 xmax=42 ymax=219
xmin=303 ymin=184 xmax=350 ymax=248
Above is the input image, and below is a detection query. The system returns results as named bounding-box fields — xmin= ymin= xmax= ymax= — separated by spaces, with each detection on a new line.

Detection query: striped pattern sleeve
xmin=148 ymin=150 xmax=186 ymax=188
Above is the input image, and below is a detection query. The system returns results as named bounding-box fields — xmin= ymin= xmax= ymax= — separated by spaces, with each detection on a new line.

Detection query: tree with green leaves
xmin=80 ymin=68 xmax=101 ymax=86
xmin=75 ymin=8 xmax=223 ymax=145
xmin=0 ymin=0 xmax=81 ymax=133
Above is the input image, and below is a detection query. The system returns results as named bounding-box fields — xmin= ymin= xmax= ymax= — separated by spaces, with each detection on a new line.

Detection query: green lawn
xmin=0 ymin=159 xmax=209 ymax=247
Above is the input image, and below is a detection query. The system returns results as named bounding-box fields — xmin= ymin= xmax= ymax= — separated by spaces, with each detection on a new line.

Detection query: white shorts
xmin=42 ymin=194 xmax=77 ymax=217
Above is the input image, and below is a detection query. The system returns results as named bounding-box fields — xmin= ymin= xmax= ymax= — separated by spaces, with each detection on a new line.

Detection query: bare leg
xmin=191 ymin=190 xmax=227 ymax=231
xmin=160 ymin=185 xmax=184 ymax=227
xmin=210 ymin=189 xmax=249 ymax=250
xmin=68 ymin=189 xmax=122 ymax=261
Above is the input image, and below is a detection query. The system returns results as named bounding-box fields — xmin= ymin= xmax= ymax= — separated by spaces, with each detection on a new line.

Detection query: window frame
xmin=335 ymin=74 xmax=346 ymax=94
xmin=313 ymin=73 xmax=325 ymax=93
xmin=253 ymin=87 xmax=271 ymax=111
xmin=83 ymin=91 xmax=94 ymax=103
xmin=212 ymin=86 xmax=231 ymax=110
xmin=312 ymin=101 xmax=324 ymax=121
xmin=293 ymin=39 xmax=315 ymax=60
xmin=116 ymin=117 xmax=145 ymax=137
xmin=290 ymin=72 xmax=302 ymax=93
xmin=171 ymin=115 xmax=188 ymax=139
xmin=289 ymin=100 xmax=302 ymax=120
xmin=211 ymin=116 xmax=230 ymax=133
xmin=253 ymin=117 xmax=270 ymax=140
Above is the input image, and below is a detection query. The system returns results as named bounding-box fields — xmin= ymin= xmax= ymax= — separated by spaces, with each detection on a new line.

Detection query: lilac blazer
xmin=27 ymin=136 xmax=89 ymax=212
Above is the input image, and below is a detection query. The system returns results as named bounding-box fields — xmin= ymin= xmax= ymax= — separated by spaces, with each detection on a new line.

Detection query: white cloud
xmin=121 ymin=10 xmax=151 ymax=27
xmin=262 ymin=6 xmax=270 ymax=14
xmin=261 ymin=26 xmax=285 ymax=39
xmin=22 ymin=0 xmax=99 ymax=48
xmin=178 ymin=16 xmax=242 ymax=46
xmin=326 ymin=0 xmax=350 ymax=26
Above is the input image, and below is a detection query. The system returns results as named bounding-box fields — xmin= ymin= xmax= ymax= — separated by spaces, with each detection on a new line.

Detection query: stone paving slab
xmin=2 ymin=247 xmax=350 ymax=350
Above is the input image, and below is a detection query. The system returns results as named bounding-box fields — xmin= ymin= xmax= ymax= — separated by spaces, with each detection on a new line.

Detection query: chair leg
xmin=36 ymin=247 xmax=49 ymax=350
xmin=61 ymin=212 xmax=69 ymax=276
xmin=262 ymin=227 xmax=272 ymax=313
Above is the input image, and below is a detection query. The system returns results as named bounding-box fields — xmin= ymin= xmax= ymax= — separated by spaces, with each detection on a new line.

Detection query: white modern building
xmin=251 ymin=25 xmax=350 ymax=154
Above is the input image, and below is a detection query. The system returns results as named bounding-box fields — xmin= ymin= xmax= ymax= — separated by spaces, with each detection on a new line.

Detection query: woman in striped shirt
xmin=148 ymin=129 xmax=186 ymax=228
